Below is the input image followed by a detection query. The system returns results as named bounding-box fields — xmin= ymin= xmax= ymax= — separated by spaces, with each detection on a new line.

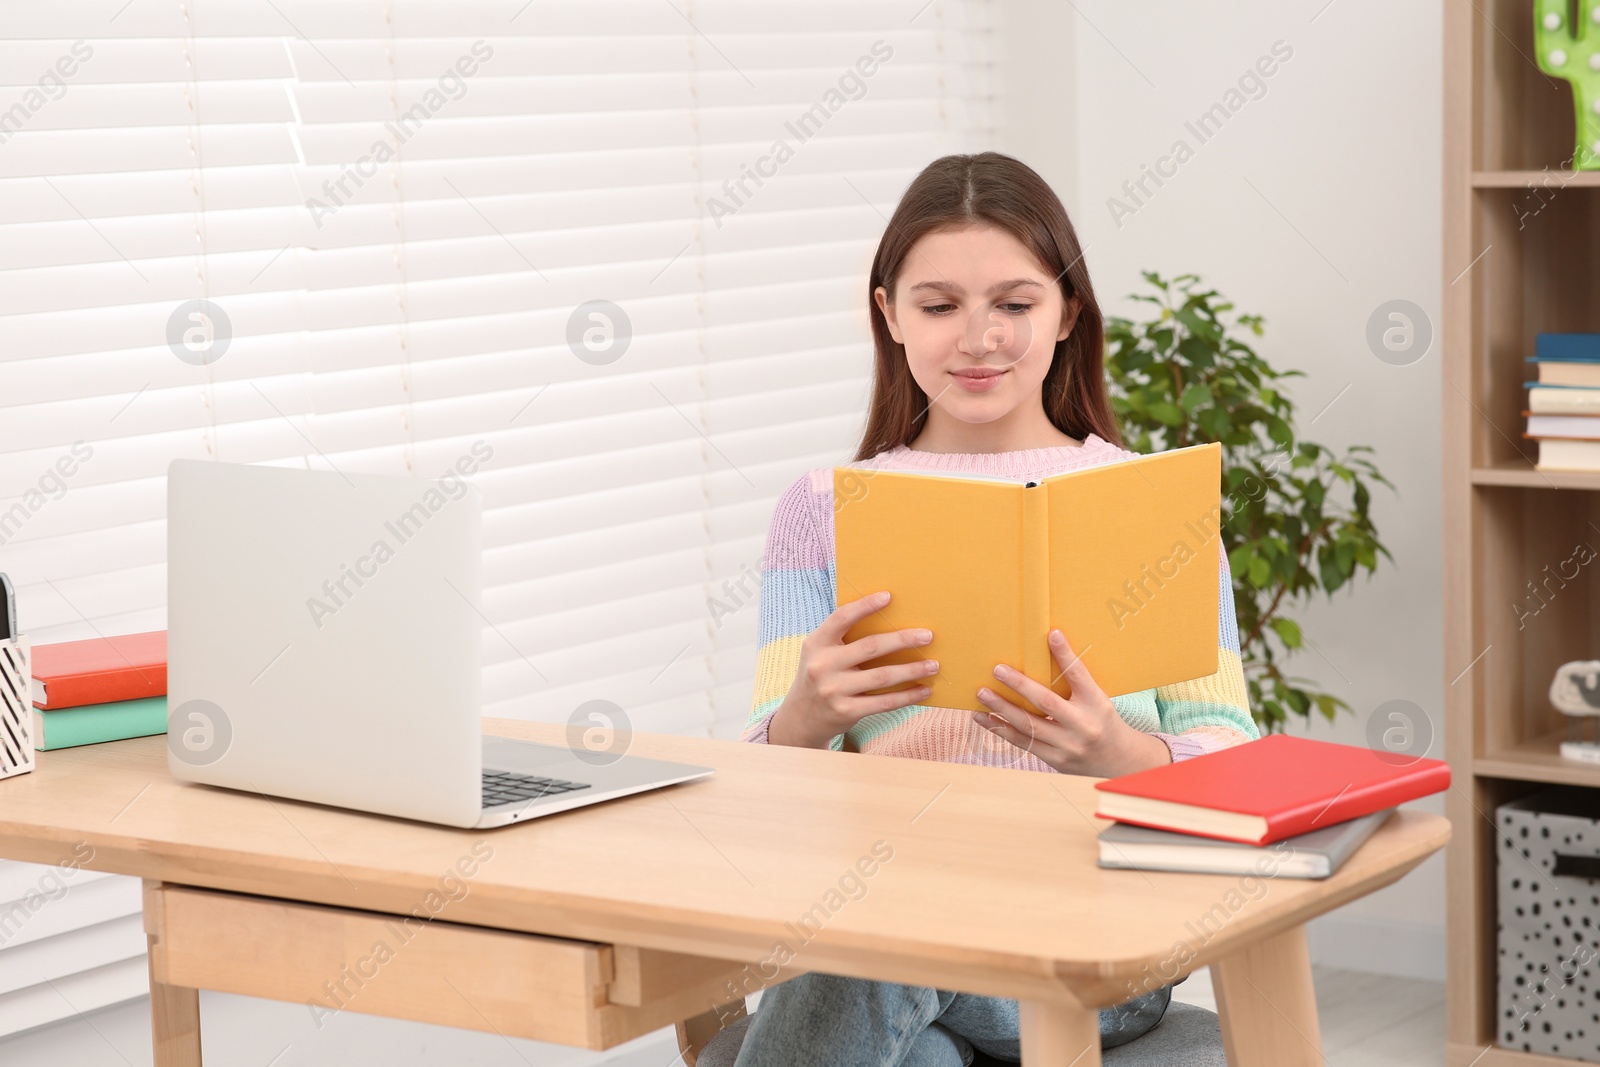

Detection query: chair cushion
xmin=696 ymin=1011 xmax=752 ymax=1067
xmin=693 ymin=1000 xmax=1225 ymax=1067
xmin=1102 ymin=1002 xmax=1227 ymax=1066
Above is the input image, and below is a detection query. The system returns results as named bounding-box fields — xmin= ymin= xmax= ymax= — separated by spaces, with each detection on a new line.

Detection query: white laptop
xmin=165 ymin=458 xmax=713 ymax=829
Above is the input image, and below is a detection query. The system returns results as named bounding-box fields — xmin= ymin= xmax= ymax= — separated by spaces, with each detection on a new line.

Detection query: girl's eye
xmin=919 ymin=301 xmax=1031 ymax=315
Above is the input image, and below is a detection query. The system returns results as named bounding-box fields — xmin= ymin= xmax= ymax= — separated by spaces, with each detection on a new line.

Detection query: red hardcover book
xmin=31 ymin=631 xmax=167 ymax=710
xmin=1093 ymin=734 xmax=1451 ymax=846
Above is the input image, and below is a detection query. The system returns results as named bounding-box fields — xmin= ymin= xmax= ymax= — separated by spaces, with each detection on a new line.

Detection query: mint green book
xmin=32 ymin=696 xmax=167 ymax=751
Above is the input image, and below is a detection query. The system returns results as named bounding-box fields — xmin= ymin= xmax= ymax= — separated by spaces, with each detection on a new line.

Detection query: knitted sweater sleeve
xmin=740 ymin=471 xmax=846 ymax=751
xmin=1149 ymin=539 xmax=1261 ymax=762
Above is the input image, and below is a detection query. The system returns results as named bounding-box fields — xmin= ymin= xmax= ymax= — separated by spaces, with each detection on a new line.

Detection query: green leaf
xmin=1149 ymin=401 xmax=1185 ymax=426
xmin=1173 ymin=307 xmax=1220 ymax=344
xmin=1265 ymin=415 xmax=1293 ymax=447
xmin=1318 ymin=549 xmax=1347 ymax=593
xmin=1177 ymin=335 xmax=1214 ymax=367
xmin=1269 ymin=617 xmax=1303 ymax=648
xmin=1179 ymin=382 xmax=1212 ymax=413
xmin=1197 ymin=406 xmax=1231 ymax=440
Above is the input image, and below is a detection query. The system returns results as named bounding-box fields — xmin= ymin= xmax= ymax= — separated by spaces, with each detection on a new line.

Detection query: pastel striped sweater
xmin=742 ymin=433 xmax=1261 ymax=770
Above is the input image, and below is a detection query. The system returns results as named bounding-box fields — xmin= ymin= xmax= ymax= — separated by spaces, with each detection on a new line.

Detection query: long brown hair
xmin=853 ymin=152 xmax=1120 ymax=461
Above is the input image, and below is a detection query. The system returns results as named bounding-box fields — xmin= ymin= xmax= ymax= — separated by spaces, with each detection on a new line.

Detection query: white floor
xmin=1173 ymin=965 xmax=1447 ymax=1067
xmin=0 ymin=964 xmax=1448 ymax=1066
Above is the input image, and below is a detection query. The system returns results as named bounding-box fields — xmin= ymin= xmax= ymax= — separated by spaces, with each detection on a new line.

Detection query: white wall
xmin=1003 ymin=0 xmax=1446 ymax=980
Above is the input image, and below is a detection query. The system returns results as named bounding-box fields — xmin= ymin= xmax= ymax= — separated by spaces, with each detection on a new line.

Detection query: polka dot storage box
xmin=1499 ymin=785 xmax=1600 ymax=1062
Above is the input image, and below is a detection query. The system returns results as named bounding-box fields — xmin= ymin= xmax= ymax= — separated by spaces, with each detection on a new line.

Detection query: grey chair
xmin=689 ymin=998 xmax=1227 ymax=1067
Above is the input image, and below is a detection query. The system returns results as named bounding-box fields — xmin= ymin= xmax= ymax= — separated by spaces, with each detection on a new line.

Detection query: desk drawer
xmin=143 ymin=881 xmax=745 ymax=1050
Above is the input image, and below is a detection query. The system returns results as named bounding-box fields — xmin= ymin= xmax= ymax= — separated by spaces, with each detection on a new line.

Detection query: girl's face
xmin=874 ymin=223 xmax=1078 ymax=424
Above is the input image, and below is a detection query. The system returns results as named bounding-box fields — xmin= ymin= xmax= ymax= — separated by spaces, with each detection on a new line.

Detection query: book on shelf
xmin=1092 ymin=734 xmax=1450 ymax=846
xmin=1524 ymin=411 xmax=1600 ymax=440
xmin=1096 ymin=806 xmax=1395 ymax=878
xmin=32 ymin=696 xmax=167 ymax=750
xmin=832 ymin=442 xmax=1220 ymax=715
xmin=1528 ymin=385 xmax=1600 ymax=415
xmin=1527 ymin=437 xmax=1600 ymax=473
xmin=1534 ymin=332 xmax=1600 ymax=361
xmin=1528 ymin=359 xmax=1600 ymax=388
xmin=1528 ymin=332 xmax=1600 ymax=388
xmin=30 ymin=630 xmax=166 ymax=709
xmin=1522 ymin=348 xmax=1600 ymax=466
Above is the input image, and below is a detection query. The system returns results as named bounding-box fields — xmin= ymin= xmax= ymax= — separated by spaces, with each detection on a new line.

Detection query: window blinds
xmin=0 ymin=0 xmax=996 ymax=1030
xmin=1 ymin=0 xmax=998 ymax=736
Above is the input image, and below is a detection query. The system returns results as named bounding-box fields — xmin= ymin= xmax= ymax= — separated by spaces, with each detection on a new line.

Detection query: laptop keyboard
xmin=481 ymin=769 xmax=592 ymax=809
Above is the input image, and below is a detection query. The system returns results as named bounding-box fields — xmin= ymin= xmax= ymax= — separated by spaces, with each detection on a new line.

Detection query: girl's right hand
xmin=767 ymin=590 xmax=939 ymax=749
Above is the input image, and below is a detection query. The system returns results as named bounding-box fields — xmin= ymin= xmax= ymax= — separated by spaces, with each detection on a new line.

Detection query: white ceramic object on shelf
xmin=1550 ymin=659 xmax=1600 ymax=763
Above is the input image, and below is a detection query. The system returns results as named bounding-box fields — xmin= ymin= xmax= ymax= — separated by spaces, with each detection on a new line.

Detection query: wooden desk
xmin=0 ymin=720 xmax=1449 ymax=1066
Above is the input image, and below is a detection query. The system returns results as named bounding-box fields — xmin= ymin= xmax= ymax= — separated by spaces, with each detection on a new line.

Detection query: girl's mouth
xmin=950 ymin=369 xmax=1007 ymax=392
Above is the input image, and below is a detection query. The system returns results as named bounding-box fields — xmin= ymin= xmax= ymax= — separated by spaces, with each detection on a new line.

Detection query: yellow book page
xmin=833 ymin=467 xmax=1032 ymax=715
xmin=1044 ymin=442 xmax=1221 ymax=700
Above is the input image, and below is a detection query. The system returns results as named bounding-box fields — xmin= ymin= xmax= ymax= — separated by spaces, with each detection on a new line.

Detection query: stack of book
xmin=1524 ymin=333 xmax=1600 ymax=472
xmin=30 ymin=631 xmax=167 ymax=750
xmin=1091 ymin=734 xmax=1451 ymax=879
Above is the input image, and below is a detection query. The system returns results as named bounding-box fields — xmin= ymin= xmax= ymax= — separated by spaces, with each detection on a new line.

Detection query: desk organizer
xmin=0 ymin=636 xmax=33 ymax=779
xmin=1497 ymin=785 xmax=1600 ymax=1062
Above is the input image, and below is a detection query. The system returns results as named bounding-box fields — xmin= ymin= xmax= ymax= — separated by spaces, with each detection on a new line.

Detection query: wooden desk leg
xmin=143 ymin=880 xmax=202 ymax=1066
xmin=1211 ymin=923 xmax=1322 ymax=1066
xmin=147 ymin=945 xmax=202 ymax=1067
xmin=1019 ymin=1000 xmax=1101 ymax=1066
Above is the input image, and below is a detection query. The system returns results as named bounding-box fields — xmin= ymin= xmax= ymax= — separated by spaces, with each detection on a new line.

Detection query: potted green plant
xmin=1103 ymin=271 xmax=1394 ymax=734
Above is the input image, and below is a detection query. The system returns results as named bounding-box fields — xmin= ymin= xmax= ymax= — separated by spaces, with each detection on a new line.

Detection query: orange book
xmin=833 ymin=442 xmax=1221 ymax=715
xmin=31 ymin=631 xmax=167 ymax=709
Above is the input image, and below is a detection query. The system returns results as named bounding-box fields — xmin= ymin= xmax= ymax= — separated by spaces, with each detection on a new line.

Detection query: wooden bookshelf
xmin=1471 ymin=464 xmax=1600 ymax=491
xmin=1472 ymin=170 xmax=1600 ymax=187
xmin=1477 ymin=729 xmax=1600 ymax=788
xmin=1445 ymin=2 xmax=1600 ymax=1064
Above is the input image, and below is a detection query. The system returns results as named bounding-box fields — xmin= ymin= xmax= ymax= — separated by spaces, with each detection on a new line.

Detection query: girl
xmin=736 ymin=152 xmax=1259 ymax=1067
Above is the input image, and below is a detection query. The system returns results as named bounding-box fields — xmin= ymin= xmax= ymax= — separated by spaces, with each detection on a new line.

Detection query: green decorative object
xmin=1535 ymin=0 xmax=1600 ymax=170
xmin=1104 ymin=272 xmax=1396 ymax=735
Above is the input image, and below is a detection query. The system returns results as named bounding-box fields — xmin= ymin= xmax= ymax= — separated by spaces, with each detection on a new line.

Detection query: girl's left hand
xmin=972 ymin=628 xmax=1172 ymax=777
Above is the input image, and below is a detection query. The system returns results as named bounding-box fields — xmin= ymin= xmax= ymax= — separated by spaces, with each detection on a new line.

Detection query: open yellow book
xmin=833 ymin=441 xmax=1221 ymax=715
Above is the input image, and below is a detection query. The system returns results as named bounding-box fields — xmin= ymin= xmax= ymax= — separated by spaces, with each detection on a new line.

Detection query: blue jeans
xmin=732 ymin=972 xmax=1173 ymax=1066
